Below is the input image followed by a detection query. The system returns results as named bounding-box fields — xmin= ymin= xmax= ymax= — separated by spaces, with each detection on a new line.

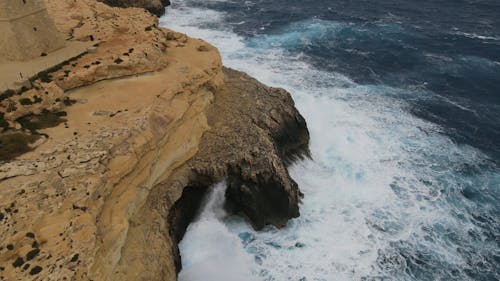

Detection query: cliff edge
xmin=0 ymin=0 xmax=309 ymax=280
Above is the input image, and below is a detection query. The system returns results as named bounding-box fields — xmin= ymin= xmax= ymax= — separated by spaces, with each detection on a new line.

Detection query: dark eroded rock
xmin=29 ymin=265 xmax=42 ymax=275
xmin=12 ymin=257 xmax=24 ymax=268
xmin=190 ymin=67 xmax=310 ymax=229
xmin=26 ymin=249 xmax=40 ymax=261
xmin=166 ymin=67 xmax=310 ymax=272
xmin=97 ymin=0 xmax=171 ymax=17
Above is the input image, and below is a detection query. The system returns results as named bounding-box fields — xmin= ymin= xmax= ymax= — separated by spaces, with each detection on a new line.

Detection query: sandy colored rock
xmin=0 ymin=1 xmax=310 ymax=281
xmin=0 ymin=32 xmax=223 ymax=281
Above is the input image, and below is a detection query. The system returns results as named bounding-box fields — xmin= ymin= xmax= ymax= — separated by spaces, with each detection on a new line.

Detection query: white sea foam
xmin=452 ymin=31 xmax=500 ymax=41
xmin=178 ymin=182 xmax=257 ymax=281
xmin=161 ymin=2 xmax=493 ymax=280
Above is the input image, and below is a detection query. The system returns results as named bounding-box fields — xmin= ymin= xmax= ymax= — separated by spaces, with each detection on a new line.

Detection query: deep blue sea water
xmin=160 ymin=0 xmax=500 ymax=280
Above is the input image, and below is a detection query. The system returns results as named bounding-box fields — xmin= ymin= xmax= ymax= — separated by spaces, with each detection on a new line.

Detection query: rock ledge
xmin=0 ymin=1 xmax=310 ymax=280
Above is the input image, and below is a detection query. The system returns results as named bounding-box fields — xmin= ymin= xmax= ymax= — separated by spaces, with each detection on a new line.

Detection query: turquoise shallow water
xmin=160 ymin=1 xmax=500 ymax=280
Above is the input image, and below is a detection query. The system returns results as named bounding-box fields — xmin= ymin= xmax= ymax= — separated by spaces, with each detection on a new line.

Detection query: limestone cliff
xmin=0 ymin=0 xmax=309 ymax=280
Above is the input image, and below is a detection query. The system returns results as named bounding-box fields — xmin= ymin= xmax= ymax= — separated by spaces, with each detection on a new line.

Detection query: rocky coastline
xmin=0 ymin=0 xmax=309 ymax=280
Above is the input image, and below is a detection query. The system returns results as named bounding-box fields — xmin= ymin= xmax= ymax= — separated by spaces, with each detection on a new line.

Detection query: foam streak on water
xmin=161 ymin=1 xmax=500 ymax=280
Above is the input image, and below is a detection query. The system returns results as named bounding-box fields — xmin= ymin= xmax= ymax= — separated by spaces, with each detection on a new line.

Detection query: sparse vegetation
xmin=0 ymin=132 xmax=40 ymax=162
xmin=30 ymin=52 xmax=88 ymax=84
xmin=63 ymin=97 xmax=76 ymax=106
xmin=16 ymin=110 xmax=66 ymax=132
xmin=19 ymin=98 xmax=33 ymax=105
xmin=33 ymin=95 xmax=43 ymax=103
xmin=0 ymin=89 xmax=16 ymax=101
xmin=36 ymin=70 xmax=53 ymax=83
xmin=6 ymin=101 xmax=17 ymax=113
xmin=0 ymin=113 xmax=9 ymax=131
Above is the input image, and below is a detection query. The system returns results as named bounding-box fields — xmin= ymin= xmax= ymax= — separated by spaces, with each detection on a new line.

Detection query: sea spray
xmin=178 ymin=182 xmax=257 ymax=281
xmin=162 ymin=1 xmax=500 ymax=280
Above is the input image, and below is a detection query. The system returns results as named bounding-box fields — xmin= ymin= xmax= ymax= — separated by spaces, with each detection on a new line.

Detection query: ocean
xmin=159 ymin=0 xmax=500 ymax=280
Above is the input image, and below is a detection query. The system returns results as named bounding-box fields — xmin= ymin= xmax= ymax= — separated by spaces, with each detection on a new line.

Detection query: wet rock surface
xmin=165 ymin=67 xmax=310 ymax=274
xmin=189 ymin=68 xmax=310 ymax=230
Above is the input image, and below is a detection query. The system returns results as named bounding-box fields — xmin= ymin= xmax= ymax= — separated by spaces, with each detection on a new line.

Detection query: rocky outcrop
xmin=165 ymin=67 xmax=310 ymax=274
xmin=0 ymin=0 xmax=309 ymax=280
xmin=188 ymin=68 xmax=309 ymax=229
xmin=97 ymin=0 xmax=171 ymax=17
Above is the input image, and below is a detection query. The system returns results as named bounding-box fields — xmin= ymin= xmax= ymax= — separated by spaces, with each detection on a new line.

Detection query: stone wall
xmin=0 ymin=0 xmax=65 ymax=62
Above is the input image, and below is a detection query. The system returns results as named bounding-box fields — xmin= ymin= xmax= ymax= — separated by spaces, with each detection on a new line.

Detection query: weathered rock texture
xmin=0 ymin=0 xmax=310 ymax=280
xmin=165 ymin=67 xmax=310 ymax=274
xmin=189 ymin=68 xmax=309 ymax=230
xmin=97 ymin=0 xmax=171 ymax=16
xmin=1 ymin=0 xmax=176 ymax=132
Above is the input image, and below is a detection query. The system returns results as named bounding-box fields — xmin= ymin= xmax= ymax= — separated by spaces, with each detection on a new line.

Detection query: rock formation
xmin=188 ymin=68 xmax=309 ymax=230
xmin=0 ymin=0 xmax=310 ymax=280
xmin=97 ymin=0 xmax=171 ymax=17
